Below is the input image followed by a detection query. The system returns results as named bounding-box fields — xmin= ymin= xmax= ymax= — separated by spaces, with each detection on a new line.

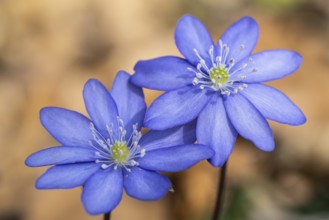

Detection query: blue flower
xmin=131 ymin=15 xmax=306 ymax=167
xmin=25 ymin=71 xmax=214 ymax=215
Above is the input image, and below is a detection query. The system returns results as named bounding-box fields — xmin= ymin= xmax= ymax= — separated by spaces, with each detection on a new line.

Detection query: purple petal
xmin=197 ymin=95 xmax=237 ymax=167
xmin=25 ymin=146 xmax=96 ymax=167
xmin=40 ymin=107 xmax=93 ymax=147
xmin=217 ymin=16 xmax=259 ymax=64
xmin=224 ymin=94 xmax=274 ymax=151
xmin=242 ymin=84 xmax=306 ymax=125
xmin=123 ymin=167 xmax=171 ymax=200
xmin=175 ymin=15 xmax=214 ymax=66
xmin=82 ymin=168 xmax=123 ymax=215
xmin=139 ymin=120 xmax=196 ymax=151
xmin=131 ymin=56 xmax=195 ymax=91
xmin=144 ymin=86 xmax=212 ymax=130
xmin=36 ymin=163 xmax=99 ymax=189
xmin=83 ymin=79 xmax=118 ymax=135
xmin=232 ymin=50 xmax=302 ymax=83
xmin=138 ymin=144 xmax=214 ymax=172
xmin=111 ymin=71 xmax=146 ymax=136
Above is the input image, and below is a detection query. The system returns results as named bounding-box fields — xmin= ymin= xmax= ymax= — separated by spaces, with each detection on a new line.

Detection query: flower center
xmin=88 ymin=117 xmax=146 ymax=172
xmin=209 ymin=65 xmax=229 ymax=86
xmin=111 ymin=141 xmax=129 ymax=163
xmin=188 ymin=40 xmax=257 ymax=96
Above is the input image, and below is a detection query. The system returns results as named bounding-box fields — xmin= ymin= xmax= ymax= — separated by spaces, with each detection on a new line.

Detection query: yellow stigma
xmin=209 ymin=66 xmax=229 ymax=85
xmin=111 ymin=141 xmax=129 ymax=163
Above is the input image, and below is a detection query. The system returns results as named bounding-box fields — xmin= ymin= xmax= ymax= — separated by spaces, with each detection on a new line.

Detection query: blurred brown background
xmin=0 ymin=0 xmax=328 ymax=219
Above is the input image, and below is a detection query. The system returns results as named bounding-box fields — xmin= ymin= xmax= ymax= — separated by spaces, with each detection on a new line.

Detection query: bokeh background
xmin=0 ymin=0 xmax=329 ymax=219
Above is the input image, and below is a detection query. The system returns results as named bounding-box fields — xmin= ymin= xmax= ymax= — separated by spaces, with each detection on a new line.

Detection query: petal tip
xmin=294 ymin=51 xmax=303 ymax=67
xmin=205 ymin=147 xmax=216 ymax=158
xmin=208 ymin=157 xmax=226 ymax=168
xmin=300 ymin=114 xmax=307 ymax=124
xmin=143 ymin=116 xmax=173 ymax=131
xmin=239 ymin=16 xmax=258 ymax=24
xmin=130 ymin=60 xmax=150 ymax=88
xmin=178 ymin=14 xmax=197 ymax=23
xmin=144 ymin=110 xmax=161 ymax=130
xmin=289 ymin=107 xmax=307 ymax=125
xmin=25 ymin=155 xmax=34 ymax=167
xmin=254 ymin=134 xmax=275 ymax=152
xmin=261 ymin=142 xmax=275 ymax=152
xmin=39 ymin=107 xmax=57 ymax=127
xmin=83 ymin=205 xmax=108 ymax=216
xmin=117 ymin=70 xmax=130 ymax=77
xmin=292 ymin=113 xmax=307 ymax=126
xmin=82 ymin=192 xmax=118 ymax=216
xmin=39 ymin=106 xmax=53 ymax=119
xmin=129 ymin=72 xmax=141 ymax=87
xmin=35 ymin=177 xmax=48 ymax=189
xmin=133 ymin=59 xmax=147 ymax=72
xmin=83 ymin=78 xmax=103 ymax=92
xmin=286 ymin=50 xmax=302 ymax=68
xmin=143 ymin=117 xmax=159 ymax=130
xmin=85 ymin=78 xmax=101 ymax=88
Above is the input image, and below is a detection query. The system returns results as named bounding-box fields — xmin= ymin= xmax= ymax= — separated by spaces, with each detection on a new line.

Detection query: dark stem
xmin=212 ymin=161 xmax=228 ymax=220
xmin=104 ymin=212 xmax=111 ymax=220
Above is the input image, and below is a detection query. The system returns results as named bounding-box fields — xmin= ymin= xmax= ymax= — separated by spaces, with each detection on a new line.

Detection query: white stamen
xmin=209 ymin=45 xmax=216 ymax=68
xmin=140 ymin=149 xmax=146 ymax=157
xmin=222 ymin=44 xmax=229 ymax=64
xmin=188 ymin=41 xmax=255 ymax=96
xmin=89 ymin=118 xmax=145 ymax=172
xmin=196 ymin=73 xmax=204 ymax=78
xmin=192 ymin=78 xmax=199 ymax=85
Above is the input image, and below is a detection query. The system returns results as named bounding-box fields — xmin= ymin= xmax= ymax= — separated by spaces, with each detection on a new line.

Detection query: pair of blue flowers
xmin=26 ymin=15 xmax=306 ymax=215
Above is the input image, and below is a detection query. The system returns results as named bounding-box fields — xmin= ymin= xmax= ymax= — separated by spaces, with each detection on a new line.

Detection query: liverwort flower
xmin=25 ymin=71 xmax=213 ymax=215
xmin=131 ymin=15 xmax=306 ymax=167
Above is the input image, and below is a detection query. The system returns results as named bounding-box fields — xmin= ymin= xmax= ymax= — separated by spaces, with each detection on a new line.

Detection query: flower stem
xmin=104 ymin=212 xmax=111 ymax=220
xmin=212 ymin=161 xmax=228 ymax=220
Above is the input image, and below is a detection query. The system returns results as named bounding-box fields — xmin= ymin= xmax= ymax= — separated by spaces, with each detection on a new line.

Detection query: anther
xmin=209 ymin=45 xmax=214 ymax=55
xmin=216 ymin=56 xmax=222 ymax=64
xmin=140 ymin=149 xmax=146 ymax=157
xmin=101 ymin=164 xmax=111 ymax=169
xmin=192 ymin=78 xmax=199 ymax=85
xmin=193 ymin=48 xmax=204 ymax=61
xmin=117 ymin=116 xmax=124 ymax=125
